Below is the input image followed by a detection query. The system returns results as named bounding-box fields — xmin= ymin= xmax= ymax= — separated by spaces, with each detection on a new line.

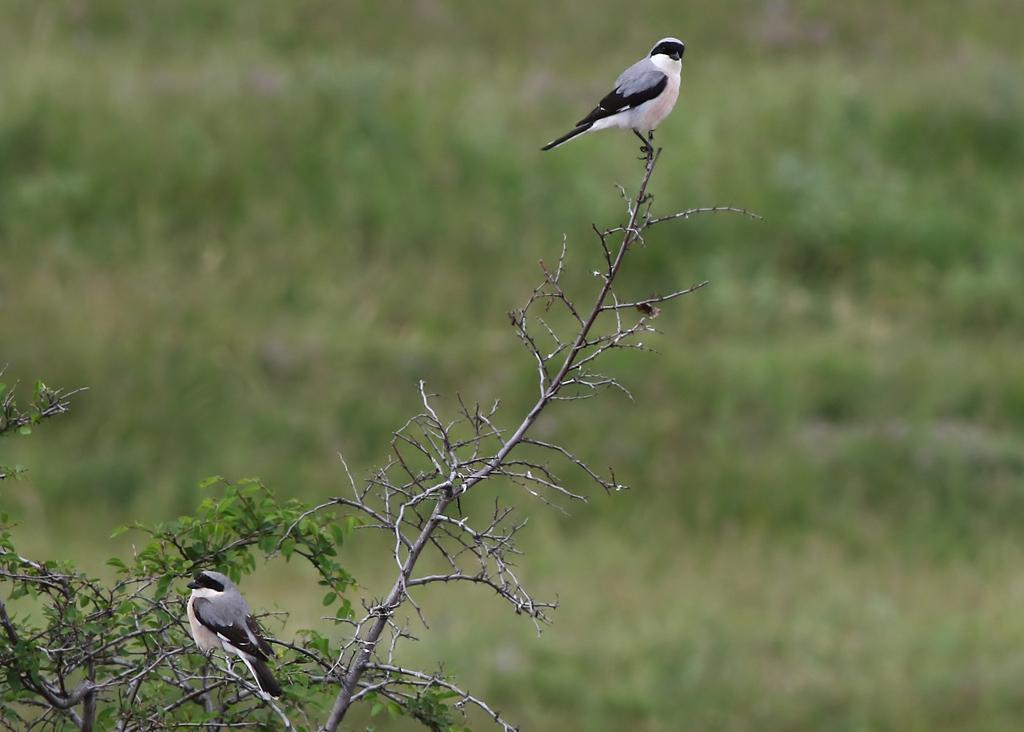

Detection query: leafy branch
xmin=0 ymin=371 xmax=82 ymax=480
xmin=1 ymin=479 xmax=354 ymax=731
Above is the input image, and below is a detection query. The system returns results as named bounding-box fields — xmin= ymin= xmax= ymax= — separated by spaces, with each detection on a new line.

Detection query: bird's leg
xmin=200 ymin=649 xmax=216 ymax=681
xmin=632 ymin=128 xmax=653 ymax=158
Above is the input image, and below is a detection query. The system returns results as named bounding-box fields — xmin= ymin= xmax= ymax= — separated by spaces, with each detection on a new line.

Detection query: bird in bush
xmin=542 ymin=37 xmax=685 ymax=154
xmin=186 ymin=570 xmax=283 ymax=698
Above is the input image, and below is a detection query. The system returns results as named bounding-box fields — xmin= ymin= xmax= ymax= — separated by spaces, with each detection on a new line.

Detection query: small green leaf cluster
xmin=113 ymin=477 xmax=355 ymax=611
xmin=405 ymin=688 xmax=464 ymax=731
xmin=367 ymin=687 xmax=471 ymax=732
xmin=0 ymin=378 xmax=75 ymax=480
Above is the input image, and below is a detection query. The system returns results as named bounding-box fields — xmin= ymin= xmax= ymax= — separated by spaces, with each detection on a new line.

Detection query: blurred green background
xmin=2 ymin=0 xmax=1024 ymax=729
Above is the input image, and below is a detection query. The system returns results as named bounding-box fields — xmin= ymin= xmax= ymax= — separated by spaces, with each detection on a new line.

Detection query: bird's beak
xmin=187 ymin=580 xmax=200 ymax=589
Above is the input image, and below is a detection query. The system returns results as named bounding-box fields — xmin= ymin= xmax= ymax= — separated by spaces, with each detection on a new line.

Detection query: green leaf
xmin=17 ymin=425 xmax=30 ymax=436
xmin=280 ymin=537 xmax=295 ymax=560
xmin=310 ymin=634 xmax=330 ymax=657
xmin=322 ymin=592 xmax=337 ymax=607
xmin=328 ymin=522 xmax=345 ymax=546
xmin=155 ymin=574 xmax=172 ymax=599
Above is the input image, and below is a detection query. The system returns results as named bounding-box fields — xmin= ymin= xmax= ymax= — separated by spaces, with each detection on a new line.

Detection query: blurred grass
xmin=1 ymin=0 xmax=1023 ymax=729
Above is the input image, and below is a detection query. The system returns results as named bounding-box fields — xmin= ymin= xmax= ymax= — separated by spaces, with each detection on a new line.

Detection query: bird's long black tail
xmin=244 ymin=656 xmax=283 ymax=698
xmin=541 ymin=122 xmax=593 ymax=151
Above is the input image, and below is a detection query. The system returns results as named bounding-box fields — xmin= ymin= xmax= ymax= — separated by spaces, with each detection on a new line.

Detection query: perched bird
xmin=186 ymin=570 xmax=283 ymax=698
xmin=542 ymin=37 xmax=685 ymax=153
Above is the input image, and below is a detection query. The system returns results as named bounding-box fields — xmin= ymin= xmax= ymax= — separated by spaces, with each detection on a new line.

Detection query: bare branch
xmin=647 ymin=205 xmax=763 ymax=226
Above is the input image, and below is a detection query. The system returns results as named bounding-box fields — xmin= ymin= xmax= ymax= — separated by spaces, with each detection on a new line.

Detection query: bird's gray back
xmin=195 ymin=590 xmax=251 ymax=626
xmin=615 ymin=57 xmax=664 ymax=95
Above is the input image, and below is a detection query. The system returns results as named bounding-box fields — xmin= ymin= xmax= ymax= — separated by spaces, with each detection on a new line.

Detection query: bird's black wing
xmin=576 ymin=73 xmax=667 ymax=126
xmin=246 ymin=614 xmax=275 ymax=658
xmin=192 ymin=598 xmax=271 ymax=661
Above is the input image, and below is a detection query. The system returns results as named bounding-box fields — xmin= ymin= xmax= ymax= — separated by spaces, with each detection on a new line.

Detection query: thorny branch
xmin=316 ymin=146 xmax=758 ymax=731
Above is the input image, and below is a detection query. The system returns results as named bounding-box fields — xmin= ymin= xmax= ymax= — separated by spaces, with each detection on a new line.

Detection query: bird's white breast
xmin=637 ymin=72 xmax=680 ymax=131
xmin=187 ymin=594 xmax=224 ymax=652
